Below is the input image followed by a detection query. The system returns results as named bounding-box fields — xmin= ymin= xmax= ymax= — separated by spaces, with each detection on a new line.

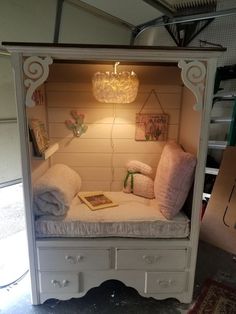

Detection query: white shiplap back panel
xmin=46 ymin=66 xmax=182 ymax=191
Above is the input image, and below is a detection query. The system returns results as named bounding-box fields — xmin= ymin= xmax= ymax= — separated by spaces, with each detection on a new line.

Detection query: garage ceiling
xmin=65 ymin=0 xmax=236 ymax=46
xmin=74 ymin=0 xmax=164 ymax=26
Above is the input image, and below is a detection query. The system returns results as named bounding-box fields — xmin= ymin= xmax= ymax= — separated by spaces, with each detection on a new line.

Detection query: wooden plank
xmin=52 ymin=138 xmax=113 ymax=153
xmin=113 ymin=139 xmax=165 ymax=153
xmin=168 ymin=124 xmax=179 ymax=140
xmin=114 ymin=167 xmax=129 ymax=181
xmin=46 ymin=82 xmax=182 ymax=93
xmin=49 ymin=123 xmax=112 ymax=138
xmin=31 ymin=160 xmax=49 ymax=183
xmin=49 ymin=122 xmax=178 ymax=140
xmin=51 ymin=152 xmax=112 ymax=167
xmin=72 ymin=166 xmax=112 ymax=181
xmin=113 ymin=153 xmax=161 ymax=168
xmin=48 ymin=106 xmax=180 ymax=124
xmin=51 ymin=152 xmax=160 ymax=169
xmin=48 ymin=108 xmax=114 ymax=123
xmin=47 ymin=87 xmax=181 ymax=111
xmin=111 ymin=180 xmax=124 ymax=191
xmin=80 ymin=180 xmax=125 ymax=192
xmin=47 ymin=90 xmax=181 ymax=110
xmin=115 ymin=108 xmax=180 ymax=124
xmin=80 ymin=181 xmax=111 ymax=191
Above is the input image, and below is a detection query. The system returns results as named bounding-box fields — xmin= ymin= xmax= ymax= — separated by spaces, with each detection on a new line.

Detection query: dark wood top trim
xmin=2 ymin=42 xmax=227 ymax=52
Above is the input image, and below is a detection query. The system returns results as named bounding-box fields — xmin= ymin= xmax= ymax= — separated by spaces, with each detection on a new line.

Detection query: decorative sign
xmin=135 ymin=113 xmax=168 ymax=141
xmin=29 ymin=119 xmax=49 ymax=156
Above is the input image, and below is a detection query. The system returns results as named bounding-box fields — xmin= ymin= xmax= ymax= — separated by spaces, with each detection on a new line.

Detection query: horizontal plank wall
xmin=46 ymin=64 xmax=183 ymax=191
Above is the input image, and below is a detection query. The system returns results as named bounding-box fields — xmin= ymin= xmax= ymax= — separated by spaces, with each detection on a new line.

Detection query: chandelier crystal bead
xmin=92 ymin=62 xmax=139 ymax=103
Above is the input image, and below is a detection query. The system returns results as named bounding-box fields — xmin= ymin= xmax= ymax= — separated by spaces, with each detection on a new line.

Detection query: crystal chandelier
xmin=92 ymin=62 xmax=139 ymax=103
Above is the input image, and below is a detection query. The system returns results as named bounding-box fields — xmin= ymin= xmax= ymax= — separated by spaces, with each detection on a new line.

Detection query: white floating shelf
xmin=32 ymin=143 xmax=59 ymax=160
xmin=41 ymin=143 xmax=59 ymax=160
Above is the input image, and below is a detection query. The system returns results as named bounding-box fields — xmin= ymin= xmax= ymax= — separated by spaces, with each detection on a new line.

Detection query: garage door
xmin=0 ymin=55 xmax=22 ymax=187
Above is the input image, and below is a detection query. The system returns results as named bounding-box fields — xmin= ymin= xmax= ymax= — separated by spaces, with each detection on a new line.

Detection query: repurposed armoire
xmin=3 ymin=42 xmax=224 ymax=304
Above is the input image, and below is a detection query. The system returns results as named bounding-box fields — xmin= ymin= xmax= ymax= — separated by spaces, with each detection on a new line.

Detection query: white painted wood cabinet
xmin=36 ymin=239 xmax=191 ymax=303
xmin=3 ymin=43 xmax=224 ymax=305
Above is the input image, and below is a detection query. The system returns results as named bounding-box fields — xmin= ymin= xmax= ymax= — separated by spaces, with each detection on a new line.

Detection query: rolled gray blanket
xmin=33 ymin=164 xmax=82 ymax=216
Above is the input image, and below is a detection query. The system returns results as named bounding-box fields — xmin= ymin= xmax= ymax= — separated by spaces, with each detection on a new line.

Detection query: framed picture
xmin=78 ymin=192 xmax=118 ymax=210
xmin=29 ymin=119 xmax=49 ymax=157
xmin=135 ymin=113 xmax=168 ymax=141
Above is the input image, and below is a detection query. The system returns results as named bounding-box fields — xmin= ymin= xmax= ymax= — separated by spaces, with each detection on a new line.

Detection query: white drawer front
xmin=39 ymin=272 xmax=79 ymax=293
xmin=37 ymin=248 xmax=110 ymax=271
xmin=145 ymin=272 xmax=187 ymax=294
xmin=116 ymin=249 xmax=187 ymax=270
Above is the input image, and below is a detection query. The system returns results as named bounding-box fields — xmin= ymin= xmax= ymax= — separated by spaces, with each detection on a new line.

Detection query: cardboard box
xmin=200 ymin=147 xmax=236 ymax=254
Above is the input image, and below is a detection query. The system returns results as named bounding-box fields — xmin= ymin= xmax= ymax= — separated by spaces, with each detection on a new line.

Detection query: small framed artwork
xmin=78 ymin=192 xmax=118 ymax=210
xmin=135 ymin=113 xmax=168 ymax=141
xmin=29 ymin=119 xmax=49 ymax=156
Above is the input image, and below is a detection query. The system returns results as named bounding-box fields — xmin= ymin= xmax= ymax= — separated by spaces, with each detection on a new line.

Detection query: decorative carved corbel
xmin=178 ymin=60 xmax=207 ymax=111
xmin=23 ymin=56 xmax=53 ymax=107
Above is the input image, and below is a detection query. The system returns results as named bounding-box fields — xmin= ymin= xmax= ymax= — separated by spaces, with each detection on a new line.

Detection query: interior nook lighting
xmin=92 ymin=62 xmax=139 ymax=103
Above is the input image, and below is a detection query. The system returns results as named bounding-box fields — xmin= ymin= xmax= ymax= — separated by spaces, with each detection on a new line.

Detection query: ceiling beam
xmin=54 ymin=0 xmax=64 ymax=43
xmin=66 ymin=0 xmax=135 ymax=30
xmin=137 ymin=7 xmax=236 ymax=29
xmin=142 ymin=0 xmax=175 ymax=17
xmin=133 ymin=7 xmax=236 ymax=42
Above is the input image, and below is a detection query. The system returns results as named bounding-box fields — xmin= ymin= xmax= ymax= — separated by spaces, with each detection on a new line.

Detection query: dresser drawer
xmin=145 ymin=271 xmax=187 ymax=294
xmin=116 ymin=249 xmax=187 ymax=270
xmin=39 ymin=272 xmax=79 ymax=293
xmin=37 ymin=248 xmax=110 ymax=271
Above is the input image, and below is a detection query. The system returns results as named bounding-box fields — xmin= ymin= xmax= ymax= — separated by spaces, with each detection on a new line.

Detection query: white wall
xmin=45 ymin=63 xmax=182 ymax=191
xmin=59 ymin=2 xmax=131 ymax=44
xmin=0 ymin=0 xmax=131 ymax=185
xmin=0 ymin=0 xmax=57 ymax=184
xmin=0 ymin=0 xmax=56 ymax=42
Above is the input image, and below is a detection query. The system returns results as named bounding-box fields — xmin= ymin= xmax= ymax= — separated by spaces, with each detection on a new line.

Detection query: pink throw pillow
xmin=154 ymin=142 xmax=196 ymax=219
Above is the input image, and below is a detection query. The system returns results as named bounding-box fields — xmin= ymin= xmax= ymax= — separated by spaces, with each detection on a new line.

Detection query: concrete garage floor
xmin=0 ymin=183 xmax=28 ymax=289
xmin=0 ymin=184 xmax=235 ymax=313
xmin=0 ymin=183 xmax=25 ymax=239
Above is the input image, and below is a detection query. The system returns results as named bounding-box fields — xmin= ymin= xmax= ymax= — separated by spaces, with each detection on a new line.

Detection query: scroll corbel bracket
xmin=178 ymin=60 xmax=207 ymax=111
xmin=23 ymin=56 xmax=53 ymax=107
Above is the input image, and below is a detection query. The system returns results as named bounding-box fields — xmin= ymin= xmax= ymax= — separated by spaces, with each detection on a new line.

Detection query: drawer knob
xmin=157 ymin=279 xmax=175 ymax=288
xmin=62 ymin=280 xmax=69 ymax=287
xmin=143 ymin=255 xmax=160 ymax=264
xmin=65 ymin=255 xmax=76 ymax=264
xmin=77 ymin=255 xmax=84 ymax=262
xmin=51 ymin=279 xmax=70 ymax=288
xmin=51 ymin=279 xmax=61 ymax=287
